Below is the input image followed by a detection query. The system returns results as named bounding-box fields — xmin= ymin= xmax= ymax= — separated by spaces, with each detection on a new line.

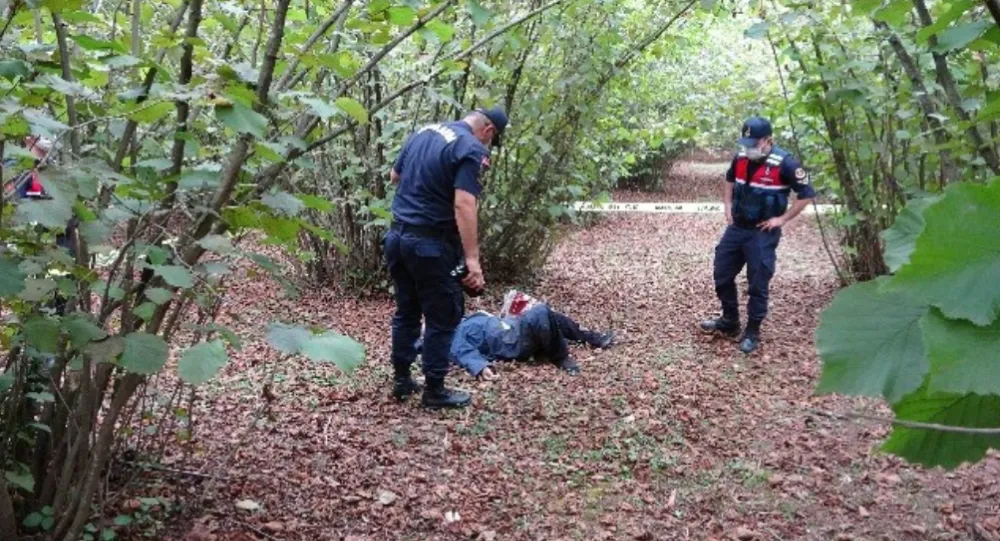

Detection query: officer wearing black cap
xmin=700 ymin=117 xmax=815 ymax=353
xmin=384 ymin=106 xmax=508 ymax=409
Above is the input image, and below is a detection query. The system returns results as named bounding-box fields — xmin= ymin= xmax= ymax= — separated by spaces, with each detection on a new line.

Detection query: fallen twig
xmin=808 ymin=408 xmax=1000 ymax=435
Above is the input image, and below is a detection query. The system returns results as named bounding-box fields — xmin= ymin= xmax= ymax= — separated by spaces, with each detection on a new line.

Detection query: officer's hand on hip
xmin=758 ymin=216 xmax=786 ymax=231
xmin=462 ymin=257 xmax=485 ymax=291
xmin=478 ymin=367 xmax=498 ymax=381
xmin=726 ymin=207 xmax=734 ymax=225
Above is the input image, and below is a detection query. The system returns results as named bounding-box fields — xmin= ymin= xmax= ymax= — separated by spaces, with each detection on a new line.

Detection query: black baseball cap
xmin=474 ymin=106 xmax=508 ymax=147
xmin=737 ymin=116 xmax=773 ymax=147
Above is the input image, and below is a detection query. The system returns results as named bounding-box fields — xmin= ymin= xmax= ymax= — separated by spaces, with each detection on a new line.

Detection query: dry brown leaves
xmin=147 ymin=161 xmax=1000 ymax=541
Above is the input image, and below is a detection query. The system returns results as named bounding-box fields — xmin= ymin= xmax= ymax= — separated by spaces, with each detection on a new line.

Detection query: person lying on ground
xmin=417 ymin=303 xmax=615 ymax=379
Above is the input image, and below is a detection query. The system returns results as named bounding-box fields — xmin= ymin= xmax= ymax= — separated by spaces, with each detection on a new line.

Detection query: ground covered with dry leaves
xmin=154 ymin=161 xmax=1000 ymax=541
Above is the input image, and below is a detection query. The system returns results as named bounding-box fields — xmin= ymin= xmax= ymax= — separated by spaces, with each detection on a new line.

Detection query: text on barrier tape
xmin=570 ymin=202 xmax=840 ymax=214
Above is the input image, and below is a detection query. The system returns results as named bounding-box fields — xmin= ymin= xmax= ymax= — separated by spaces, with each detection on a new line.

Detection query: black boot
xmin=421 ymin=378 xmax=471 ymax=410
xmin=700 ymin=314 xmax=741 ymax=337
xmin=739 ymin=320 xmax=762 ymax=354
xmin=556 ymin=356 xmax=581 ymax=375
xmin=392 ymin=366 xmax=422 ymax=401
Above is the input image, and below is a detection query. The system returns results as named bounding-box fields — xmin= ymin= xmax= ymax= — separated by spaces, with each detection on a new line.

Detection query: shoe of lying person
xmin=557 ymin=356 xmax=581 ymax=376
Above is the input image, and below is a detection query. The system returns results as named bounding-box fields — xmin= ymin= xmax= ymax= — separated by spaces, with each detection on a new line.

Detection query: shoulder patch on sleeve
xmin=481 ymin=154 xmax=491 ymax=170
xmin=795 ymin=167 xmax=807 ymax=180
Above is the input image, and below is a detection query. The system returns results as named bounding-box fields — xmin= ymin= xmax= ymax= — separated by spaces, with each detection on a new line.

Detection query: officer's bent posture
xmin=701 ymin=117 xmax=815 ymax=354
xmin=385 ymin=107 xmax=507 ymax=409
xmin=444 ymin=304 xmax=614 ymax=379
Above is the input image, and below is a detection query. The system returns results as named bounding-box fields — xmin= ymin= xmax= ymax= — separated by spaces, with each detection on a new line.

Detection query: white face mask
xmin=743 ymin=144 xmax=769 ymax=161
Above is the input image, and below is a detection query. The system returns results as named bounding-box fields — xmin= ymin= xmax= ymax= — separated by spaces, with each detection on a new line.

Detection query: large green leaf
xmin=300 ymin=97 xmax=338 ymax=120
xmin=120 ymin=333 xmax=168 ymax=375
xmin=261 ymin=191 xmax=305 ymax=217
xmin=923 ymin=309 xmax=1000 ymax=395
xmin=816 ymin=278 xmax=929 ymax=404
xmin=129 ymin=102 xmax=174 ymax=123
xmin=873 ymin=0 xmax=911 ymax=27
xmin=882 ymin=387 xmax=1000 ymax=469
xmin=15 ymin=171 xmax=75 ymax=229
xmin=84 ymin=336 xmax=125 ymax=364
xmin=18 ymin=278 xmax=57 ymax=302
xmin=61 ymin=314 xmax=108 ymax=347
xmin=5 ymin=470 xmax=34 ymax=493
xmin=0 ymin=59 xmax=32 ymax=81
xmin=852 ymin=0 xmax=883 ymax=16
xmin=0 ymin=257 xmax=27 ymax=297
xmin=178 ymin=340 xmax=228 ymax=385
xmin=265 ymin=323 xmax=311 ymax=355
xmin=388 ymin=6 xmax=416 ymax=25
xmin=24 ymin=317 xmax=60 ymax=354
xmin=151 ymin=265 xmax=194 ymax=288
xmin=933 ymin=19 xmax=991 ymax=53
xmin=215 ymin=103 xmax=268 ymax=138
xmin=881 ymin=196 xmax=940 ymax=273
xmin=889 ymin=180 xmax=1000 ymax=326
xmin=466 ymin=0 xmax=492 ymax=25
xmin=915 ymin=0 xmax=973 ymax=43
xmin=301 ymin=332 xmax=366 ymax=373
xmin=335 ymin=97 xmax=369 ymax=125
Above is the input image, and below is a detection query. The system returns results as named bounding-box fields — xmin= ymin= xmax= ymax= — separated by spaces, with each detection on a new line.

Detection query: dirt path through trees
xmin=171 ymin=161 xmax=999 ymax=541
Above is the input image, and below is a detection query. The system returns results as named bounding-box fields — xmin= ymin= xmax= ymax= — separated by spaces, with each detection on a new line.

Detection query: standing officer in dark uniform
xmin=700 ymin=117 xmax=815 ymax=354
xmin=384 ymin=107 xmax=507 ymax=409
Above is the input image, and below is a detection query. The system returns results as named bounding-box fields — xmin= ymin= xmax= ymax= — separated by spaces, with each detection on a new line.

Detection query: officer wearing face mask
xmin=700 ymin=117 xmax=815 ymax=354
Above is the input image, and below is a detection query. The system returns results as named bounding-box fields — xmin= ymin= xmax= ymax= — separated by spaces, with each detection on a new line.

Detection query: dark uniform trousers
xmin=384 ymin=222 xmax=464 ymax=380
xmin=713 ymin=223 xmax=782 ymax=325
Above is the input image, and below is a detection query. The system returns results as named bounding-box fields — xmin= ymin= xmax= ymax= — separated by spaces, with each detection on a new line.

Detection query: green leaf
xmin=816 ymin=278 xmax=929 ymax=404
xmin=26 ymin=392 xmax=55 ymax=403
xmin=466 ymin=0 xmax=492 ymax=25
xmin=0 ymin=59 xmax=32 ymax=81
xmin=0 ymin=257 xmax=27 ymax=296
xmin=0 ymin=374 xmax=13 ymax=393
xmin=24 ymin=317 xmax=60 ymax=353
xmin=302 ymin=332 xmax=365 ymax=373
xmin=881 ymin=196 xmax=940 ymax=273
xmin=84 ymin=336 xmax=125 ymax=364
xmin=265 ymin=323 xmax=311 ymax=355
xmin=5 ymin=470 xmax=34 ymax=493
xmin=151 ymin=265 xmax=194 ymax=288
xmin=424 ymin=20 xmax=455 ymax=42
xmin=70 ymin=34 xmax=125 ymax=52
xmin=145 ymin=287 xmax=174 ymax=305
xmin=120 ymin=333 xmax=168 ymax=375
xmin=300 ymin=97 xmax=337 ymax=120
xmin=873 ymin=0 xmax=911 ymax=27
xmin=335 ymin=97 xmax=369 ymax=124
xmin=889 ymin=180 xmax=1000 ymax=326
xmin=215 ymin=103 xmax=268 ymax=138
xmin=61 ymin=314 xmax=108 ymax=347
xmin=915 ymin=0 xmax=973 ymax=44
xmin=179 ymin=167 xmax=221 ymax=190
xmin=933 ymin=19 xmax=991 ymax=53
xmin=113 ymin=515 xmax=133 ymax=526
xmin=882 ymin=387 xmax=1000 ymax=469
xmin=18 ymin=278 xmax=57 ymax=302
xmin=923 ymin=309 xmax=1000 ymax=395
xmin=133 ymin=302 xmax=156 ymax=322
xmin=178 ymin=340 xmax=228 ymax=385
xmin=15 ymin=172 xmax=75 ymax=229
xmin=388 ymin=6 xmax=416 ymax=25
xmin=744 ymin=22 xmax=769 ymax=39
xmin=198 ymin=234 xmax=236 ymax=255
xmin=24 ymin=512 xmax=44 ymax=528
xmin=129 ymin=101 xmax=174 ymax=123
xmin=261 ymin=191 xmax=305 ymax=217
xmin=296 ymin=194 xmax=334 ymax=213
xmin=851 ymin=0 xmax=882 ymax=16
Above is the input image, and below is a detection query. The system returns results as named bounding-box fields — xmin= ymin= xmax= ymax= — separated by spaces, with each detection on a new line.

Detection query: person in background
xmin=699 ymin=117 xmax=815 ymax=354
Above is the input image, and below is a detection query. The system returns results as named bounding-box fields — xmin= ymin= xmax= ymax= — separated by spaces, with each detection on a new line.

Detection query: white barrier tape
xmin=570 ymin=201 xmax=840 ymax=214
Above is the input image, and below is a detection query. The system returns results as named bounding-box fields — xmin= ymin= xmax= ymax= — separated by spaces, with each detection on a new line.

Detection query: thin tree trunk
xmin=0 ymin=475 xmax=17 ymax=541
xmin=914 ymin=0 xmax=1000 ymax=173
xmin=52 ymin=13 xmax=81 ymax=157
xmin=985 ymin=0 xmax=1000 ymax=27
xmin=877 ymin=21 xmax=958 ymax=184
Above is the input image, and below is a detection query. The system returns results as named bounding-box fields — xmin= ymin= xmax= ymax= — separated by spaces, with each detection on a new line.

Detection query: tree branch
xmin=276 ymin=0 xmax=355 ymax=91
xmin=52 ymin=13 xmax=81 ymax=157
xmin=985 ymin=0 xmax=1000 ymax=28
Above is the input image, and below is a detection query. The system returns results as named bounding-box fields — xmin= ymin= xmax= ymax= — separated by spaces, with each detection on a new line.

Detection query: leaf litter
xmin=141 ymin=160 xmax=1000 ymax=540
